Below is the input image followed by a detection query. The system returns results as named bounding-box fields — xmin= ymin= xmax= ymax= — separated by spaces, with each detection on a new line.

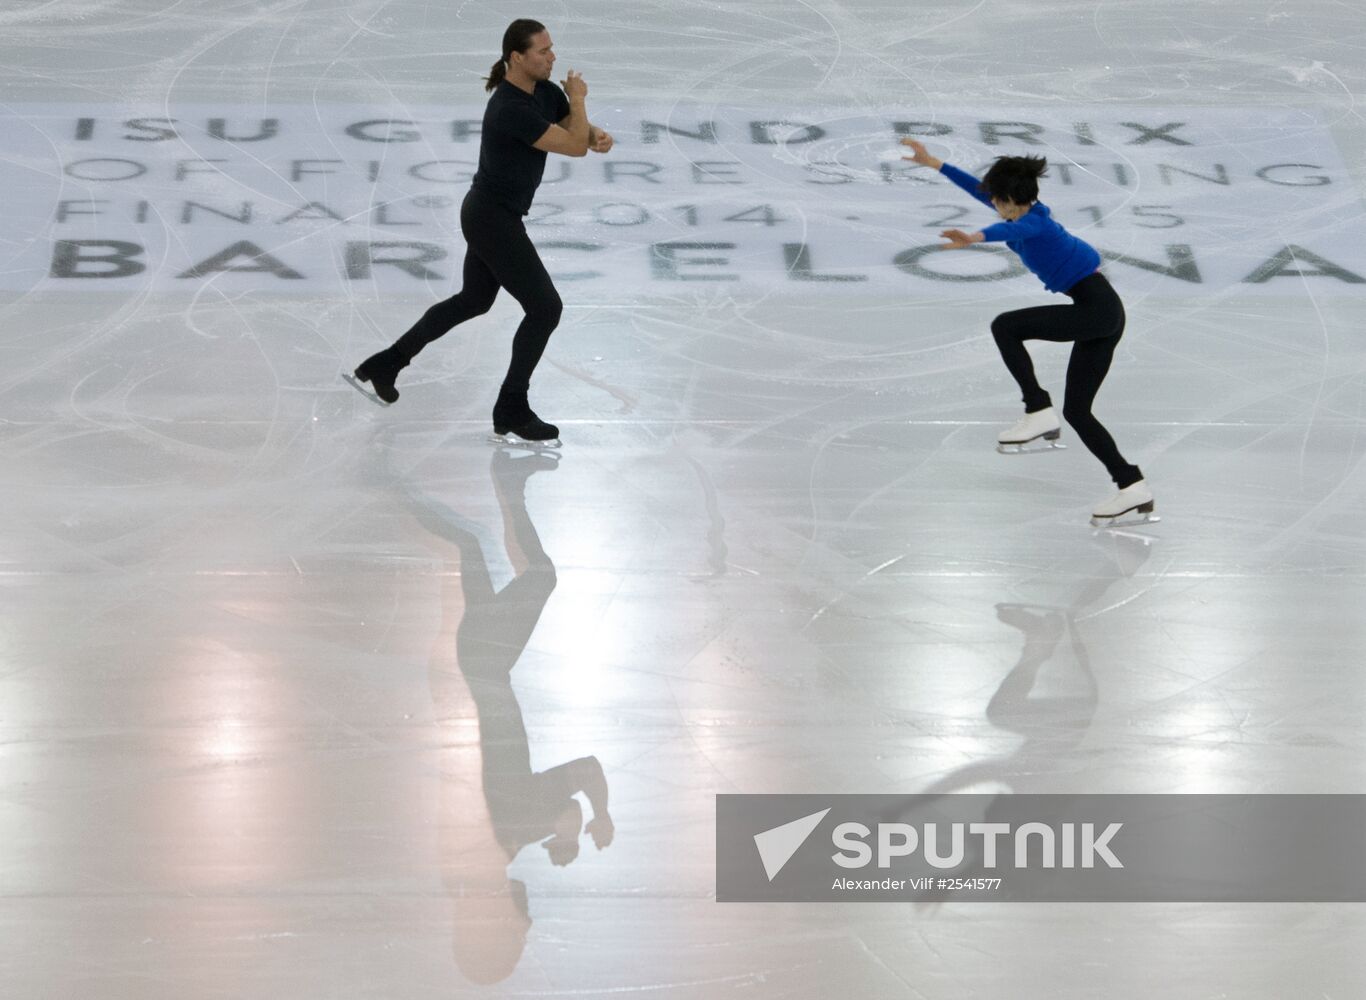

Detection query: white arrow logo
xmin=754 ymin=808 xmax=831 ymax=881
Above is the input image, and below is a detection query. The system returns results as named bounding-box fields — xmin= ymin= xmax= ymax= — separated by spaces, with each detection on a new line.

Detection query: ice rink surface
xmin=2 ymin=1 xmax=1366 ymax=996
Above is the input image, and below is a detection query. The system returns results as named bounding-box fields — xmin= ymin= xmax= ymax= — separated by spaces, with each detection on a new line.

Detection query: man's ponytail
xmin=482 ymin=18 xmax=547 ymax=92
xmin=485 ymin=58 xmax=507 ymax=92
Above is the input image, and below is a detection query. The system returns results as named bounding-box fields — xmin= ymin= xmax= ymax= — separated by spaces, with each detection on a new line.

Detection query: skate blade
xmin=488 ymin=432 xmax=562 ymax=450
xmin=1090 ymin=510 xmax=1160 ymax=529
xmin=997 ymin=439 xmax=1065 ymax=455
xmin=342 ymin=372 xmax=391 ymax=408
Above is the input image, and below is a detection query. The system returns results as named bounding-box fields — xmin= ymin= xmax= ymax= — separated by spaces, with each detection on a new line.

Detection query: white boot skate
xmin=1090 ymin=479 xmax=1158 ymax=528
xmin=997 ymin=407 xmax=1064 ymax=454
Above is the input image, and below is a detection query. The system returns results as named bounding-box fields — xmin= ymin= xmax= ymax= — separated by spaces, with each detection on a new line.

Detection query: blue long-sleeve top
xmin=938 ymin=162 xmax=1101 ymax=294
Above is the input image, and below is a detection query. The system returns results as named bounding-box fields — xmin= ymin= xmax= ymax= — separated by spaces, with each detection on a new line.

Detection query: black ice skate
xmin=490 ymin=393 xmax=561 ymax=449
xmin=343 ymin=348 xmax=404 ymax=407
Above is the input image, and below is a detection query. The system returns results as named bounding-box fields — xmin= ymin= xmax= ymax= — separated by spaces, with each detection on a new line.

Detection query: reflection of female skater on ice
xmin=884 ymin=532 xmax=1154 ymax=901
xmin=901 ymin=138 xmax=1156 ymax=528
xmin=347 ymin=19 xmax=614 ymax=446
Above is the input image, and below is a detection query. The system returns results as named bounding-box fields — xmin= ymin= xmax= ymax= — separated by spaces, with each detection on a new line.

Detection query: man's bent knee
xmin=459 ymin=290 xmax=497 ymax=317
xmin=530 ymin=294 xmax=563 ymax=329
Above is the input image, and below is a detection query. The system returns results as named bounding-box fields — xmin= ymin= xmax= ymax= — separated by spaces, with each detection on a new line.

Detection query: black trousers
xmin=990 ymin=272 xmax=1142 ymax=488
xmin=392 ymin=190 xmax=562 ymax=394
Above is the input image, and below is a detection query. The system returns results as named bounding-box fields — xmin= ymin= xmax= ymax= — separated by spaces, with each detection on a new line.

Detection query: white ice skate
xmin=997 ymin=407 xmax=1064 ymax=454
xmin=1090 ymin=479 xmax=1158 ymax=528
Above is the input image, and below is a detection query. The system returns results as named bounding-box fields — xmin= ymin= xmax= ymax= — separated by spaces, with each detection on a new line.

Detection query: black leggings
xmin=392 ymin=190 xmax=561 ymax=394
xmin=990 ymin=272 xmax=1142 ymax=488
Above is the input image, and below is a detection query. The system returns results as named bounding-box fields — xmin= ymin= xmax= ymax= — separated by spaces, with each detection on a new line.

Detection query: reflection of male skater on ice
xmin=347 ymin=19 xmax=614 ymax=447
xmin=412 ymin=449 xmax=613 ymax=983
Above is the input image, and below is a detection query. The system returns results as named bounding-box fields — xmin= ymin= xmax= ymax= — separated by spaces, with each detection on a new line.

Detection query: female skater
xmin=901 ymin=138 xmax=1154 ymax=527
xmin=347 ymin=19 xmax=614 ymax=445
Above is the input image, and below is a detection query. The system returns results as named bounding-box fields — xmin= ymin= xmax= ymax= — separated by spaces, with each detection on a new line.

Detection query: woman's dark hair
xmin=980 ymin=155 xmax=1048 ymax=205
xmin=484 ymin=18 xmax=547 ymax=92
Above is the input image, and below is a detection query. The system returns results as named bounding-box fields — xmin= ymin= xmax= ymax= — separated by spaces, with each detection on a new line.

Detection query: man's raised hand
xmin=589 ymin=127 xmax=614 ymax=153
xmin=562 ymin=69 xmax=587 ymax=100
